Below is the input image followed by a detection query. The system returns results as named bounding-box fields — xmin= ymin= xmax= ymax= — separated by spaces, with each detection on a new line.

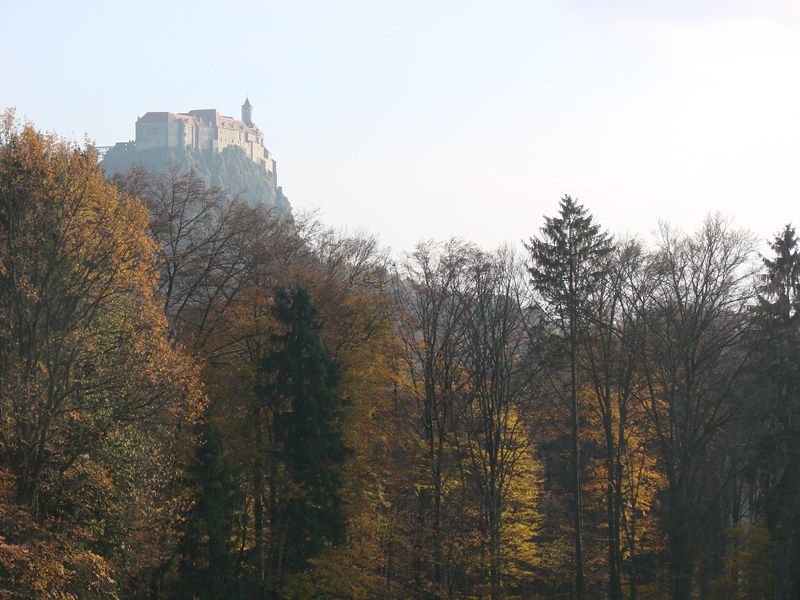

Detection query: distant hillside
xmin=102 ymin=144 xmax=291 ymax=215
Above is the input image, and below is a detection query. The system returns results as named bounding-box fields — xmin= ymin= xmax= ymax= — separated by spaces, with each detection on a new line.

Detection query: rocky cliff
xmin=102 ymin=144 xmax=291 ymax=215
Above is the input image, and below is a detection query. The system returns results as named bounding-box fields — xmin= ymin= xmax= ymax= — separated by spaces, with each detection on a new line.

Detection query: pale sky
xmin=2 ymin=0 xmax=799 ymax=252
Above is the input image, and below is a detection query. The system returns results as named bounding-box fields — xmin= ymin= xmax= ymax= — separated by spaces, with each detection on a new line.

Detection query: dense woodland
xmin=1 ymin=114 xmax=799 ymax=600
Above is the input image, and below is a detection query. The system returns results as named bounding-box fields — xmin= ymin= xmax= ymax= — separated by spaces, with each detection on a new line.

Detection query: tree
xmin=0 ymin=114 xmax=201 ymax=506
xmin=628 ymin=216 xmax=754 ymax=600
xmin=111 ymin=166 xmax=301 ymax=354
xmin=709 ymin=525 xmax=777 ymax=600
xmin=290 ymin=231 xmax=402 ymax=599
xmin=750 ymin=224 xmax=800 ymax=600
xmin=113 ymin=166 xmax=316 ymax=595
xmin=458 ymin=248 xmax=536 ymax=599
xmin=0 ymin=113 xmax=203 ymax=595
xmin=257 ymin=284 xmax=350 ymax=596
xmin=395 ymin=239 xmax=474 ymax=596
xmin=581 ymin=240 xmax=648 ymax=599
xmin=525 ymin=195 xmax=613 ymax=600
xmin=178 ymin=421 xmax=242 ymax=599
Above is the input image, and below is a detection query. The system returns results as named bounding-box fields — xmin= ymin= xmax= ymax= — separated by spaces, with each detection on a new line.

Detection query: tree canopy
xmin=0 ymin=114 xmax=798 ymax=600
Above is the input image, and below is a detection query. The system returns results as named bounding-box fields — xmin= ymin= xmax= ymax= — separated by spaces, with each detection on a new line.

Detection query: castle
xmin=101 ymin=98 xmax=291 ymax=214
xmin=119 ymin=99 xmax=276 ymax=174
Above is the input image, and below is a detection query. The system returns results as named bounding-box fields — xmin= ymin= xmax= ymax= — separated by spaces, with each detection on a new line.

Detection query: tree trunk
xmin=776 ymin=456 xmax=800 ymax=600
xmin=253 ymin=468 xmax=265 ymax=598
xmin=487 ymin=477 xmax=500 ymax=600
xmin=433 ymin=426 xmax=444 ymax=593
xmin=254 ymin=405 xmax=266 ymax=599
xmin=570 ymin=312 xmax=585 ymax=600
xmin=604 ymin=412 xmax=623 ymax=600
xmin=629 ymin=514 xmax=638 ymax=600
xmin=669 ymin=521 xmax=694 ymax=600
xmin=606 ymin=468 xmax=622 ymax=600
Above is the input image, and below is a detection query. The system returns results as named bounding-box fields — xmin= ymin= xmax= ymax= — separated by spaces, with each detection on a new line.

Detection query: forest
xmin=1 ymin=113 xmax=799 ymax=600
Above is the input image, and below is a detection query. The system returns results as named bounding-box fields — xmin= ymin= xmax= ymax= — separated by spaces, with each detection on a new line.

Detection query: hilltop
xmin=102 ymin=143 xmax=291 ymax=214
xmin=101 ymin=100 xmax=291 ymax=215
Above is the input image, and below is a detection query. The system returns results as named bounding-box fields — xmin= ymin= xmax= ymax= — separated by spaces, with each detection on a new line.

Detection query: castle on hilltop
xmin=102 ymin=98 xmax=291 ymax=214
xmin=112 ymin=98 xmax=276 ymax=174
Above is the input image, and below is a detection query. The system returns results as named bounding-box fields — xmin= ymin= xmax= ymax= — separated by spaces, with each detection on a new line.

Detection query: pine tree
xmin=525 ymin=195 xmax=613 ymax=600
xmin=259 ymin=284 xmax=350 ymax=587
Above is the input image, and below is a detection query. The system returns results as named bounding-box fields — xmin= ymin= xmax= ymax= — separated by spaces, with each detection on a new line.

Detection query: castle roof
xmin=138 ymin=111 xmax=174 ymax=123
xmin=242 ymin=97 xmax=252 ymax=108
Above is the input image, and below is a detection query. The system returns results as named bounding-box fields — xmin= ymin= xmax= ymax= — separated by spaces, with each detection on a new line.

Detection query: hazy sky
xmin=2 ymin=0 xmax=799 ymax=252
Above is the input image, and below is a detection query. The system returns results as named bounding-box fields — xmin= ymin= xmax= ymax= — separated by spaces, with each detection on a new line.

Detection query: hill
xmin=102 ymin=143 xmax=291 ymax=215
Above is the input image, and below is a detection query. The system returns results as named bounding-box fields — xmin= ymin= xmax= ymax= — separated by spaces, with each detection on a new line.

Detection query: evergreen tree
xmin=178 ymin=421 xmax=241 ymax=599
xmin=525 ymin=195 xmax=613 ymax=600
xmin=259 ymin=284 xmax=350 ymax=586
xmin=755 ymin=224 xmax=800 ymax=334
xmin=752 ymin=224 xmax=800 ymax=600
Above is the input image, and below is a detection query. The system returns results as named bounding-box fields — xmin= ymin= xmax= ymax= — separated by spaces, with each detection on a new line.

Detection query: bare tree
xmin=458 ymin=247 xmax=536 ymax=599
xmin=395 ymin=239 xmax=474 ymax=595
xmin=582 ymin=240 xmax=644 ymax=600
xmin=112 ymin=166 xmax=307 ymax=356
xmin=626 ymin=215 xmax=755 ymax=600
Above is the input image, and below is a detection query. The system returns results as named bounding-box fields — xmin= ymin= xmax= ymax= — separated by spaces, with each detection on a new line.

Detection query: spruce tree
xmin=259 ymin=284 xmax=350 ymax=580
xmin=178 ymin=421 xmax=241 ymax=599
xmin=525 ymin=195 xmax=613 ymax=600
xmin=752 ymin=224 xmax=800 ymax=600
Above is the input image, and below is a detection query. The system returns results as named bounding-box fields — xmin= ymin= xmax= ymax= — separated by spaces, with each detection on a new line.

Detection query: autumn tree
xmin=458 ymin=248 xmax=536 ymax=598
xmin=290 ymin=231 xmax=402 ymax=598
xmin=113 ymin=166 xmax=318 ymax=596
xmin=395 ymin=239 xmax=474 ymax=595
xmin=0 ymin=113 xmax=202 ymax=595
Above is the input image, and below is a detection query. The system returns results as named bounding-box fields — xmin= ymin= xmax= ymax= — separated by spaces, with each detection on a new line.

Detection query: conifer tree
xmin=259 ymin=284 xmax=350 ymax=589
xmin=752 ymin=224 xmax=800 ymax=600
xmin=178 ymin=421 xmax=241 ymax=599
xmin=525 ymin=195 xmax=613 ymax=600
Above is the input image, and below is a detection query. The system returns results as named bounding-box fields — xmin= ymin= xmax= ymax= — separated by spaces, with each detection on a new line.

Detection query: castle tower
xmin=242 ymin=97 xmax=253 ymax=127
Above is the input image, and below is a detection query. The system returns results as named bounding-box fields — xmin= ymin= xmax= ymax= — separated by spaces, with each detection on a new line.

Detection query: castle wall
xmin=136 ymin=119 xmax=168 ymax=151
xmin=134 ymin=108 xmax=274 ymax=173
xmin=199 ymin=125 xmax=215 ymax=152
xmin=167 ymin=121 xmax=185 ymax=148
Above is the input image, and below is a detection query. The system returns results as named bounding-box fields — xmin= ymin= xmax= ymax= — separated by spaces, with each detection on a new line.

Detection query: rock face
xmin=102 ymin=144 xmax=291 ymax=215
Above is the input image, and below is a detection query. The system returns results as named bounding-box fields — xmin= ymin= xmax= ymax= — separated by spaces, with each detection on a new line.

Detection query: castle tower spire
xmin=242 ymin=97 xmax=253 ymax=127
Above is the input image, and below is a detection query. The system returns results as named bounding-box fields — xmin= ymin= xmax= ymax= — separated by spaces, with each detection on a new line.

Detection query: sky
xmin=2 ymin=0 xmax=799 ymax=253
